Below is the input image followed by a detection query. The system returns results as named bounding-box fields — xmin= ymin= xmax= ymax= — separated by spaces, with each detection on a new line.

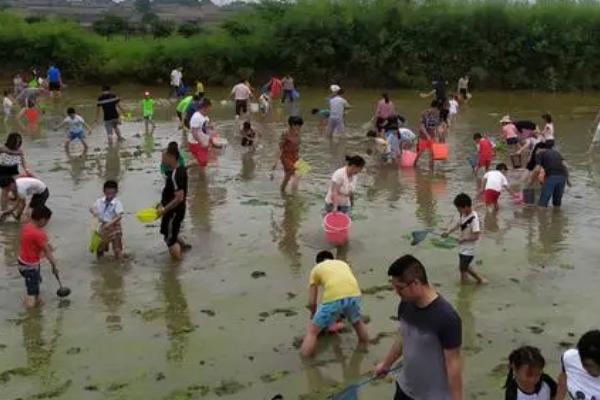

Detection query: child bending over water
xmin=240 ymin=121 xmax=257 ymax=150
xmin=300 ymin=250 xmax=368 ymax=357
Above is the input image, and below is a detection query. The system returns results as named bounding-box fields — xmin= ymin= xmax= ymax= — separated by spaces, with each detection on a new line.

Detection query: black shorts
xmin=506 ymin=137 xmax=519 ymax=146
xmin=19 ymin=264 xmax=41 ymax=296
xmin=0 ymin=165 xmax=19 ymax=178
xmin=49 ymin=81 xmax=61 ymax=91
xmin=176 ymin=111 xmax=183 ymax=122
xmin=394 ymin=384 xmax=415 ymax=400
xmin=459 ymin=254 xmax=474 ymax=272
xmin=460 ymin=88 xmax=467 ymax=98
xmin=235 ymin=100 xmax=248 ymax=116
xmin=241 ymin=137 xmax=254 ymax=147
xmin=30 ymin=188 xmax=49 ymax=209
xmin=160 ymin=208 xmax=185 ymax=247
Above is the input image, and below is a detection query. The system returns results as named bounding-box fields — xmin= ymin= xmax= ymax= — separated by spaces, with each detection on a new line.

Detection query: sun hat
xmin=499 ymin=115 xmax=512 ymax=124
xmin=330 ymin=84 xmax=341 ymax=94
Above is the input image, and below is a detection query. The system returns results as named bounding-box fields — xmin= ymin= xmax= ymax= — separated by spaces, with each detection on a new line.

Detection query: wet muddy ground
xmin=1 ymin=86 xmax=599 ymax=399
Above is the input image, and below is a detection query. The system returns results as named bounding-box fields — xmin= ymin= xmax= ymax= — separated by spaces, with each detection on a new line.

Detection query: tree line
xmin=2 ymin=0 xmax=600 ymax=90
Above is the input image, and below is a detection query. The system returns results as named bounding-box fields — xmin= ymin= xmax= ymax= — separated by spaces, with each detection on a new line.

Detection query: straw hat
xmin=330 ymin=84 xmax=341 ymax=94
xmin=499 ymin=115 xmax=512 ymax=124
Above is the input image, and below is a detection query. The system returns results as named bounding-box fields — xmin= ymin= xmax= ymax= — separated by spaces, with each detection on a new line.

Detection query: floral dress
xmin=279 ymin=132 xmax=299 ymax=174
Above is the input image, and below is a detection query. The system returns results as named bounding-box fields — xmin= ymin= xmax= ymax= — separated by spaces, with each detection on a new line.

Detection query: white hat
xmin=499 ymin=115 xmax=512 ymax=124
xmin=330 ymin=84 xmax=341 ymax=93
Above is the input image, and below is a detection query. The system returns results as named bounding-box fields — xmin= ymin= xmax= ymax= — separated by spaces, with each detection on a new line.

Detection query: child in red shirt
xmin=473 ymin=132 xmax=494 ymax=174
xmin=18 ymin=205 xmax=59 ymax=307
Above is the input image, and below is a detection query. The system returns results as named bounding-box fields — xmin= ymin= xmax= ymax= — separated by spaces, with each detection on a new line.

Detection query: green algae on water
xmin=260 ymin=370 xmax=290 ymax=383
xmin=213 ymin=380 xmax=245 ymax=396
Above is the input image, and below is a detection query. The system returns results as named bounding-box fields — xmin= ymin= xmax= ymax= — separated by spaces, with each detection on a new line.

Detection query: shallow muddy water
xmin=1 ymin=85 xmax=600 ymax=399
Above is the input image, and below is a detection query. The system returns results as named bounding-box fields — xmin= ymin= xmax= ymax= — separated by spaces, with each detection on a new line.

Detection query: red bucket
xmin=322 ymin=212 xmax=351 ymax=245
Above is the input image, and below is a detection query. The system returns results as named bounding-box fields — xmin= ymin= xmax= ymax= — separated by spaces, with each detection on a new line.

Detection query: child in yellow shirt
xmin=300 ymin=250 xmax=369 ymax=357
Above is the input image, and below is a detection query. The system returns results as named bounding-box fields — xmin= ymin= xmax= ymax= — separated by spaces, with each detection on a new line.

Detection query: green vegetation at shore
xmin=2 ymin=0 xmax=600 ymax=90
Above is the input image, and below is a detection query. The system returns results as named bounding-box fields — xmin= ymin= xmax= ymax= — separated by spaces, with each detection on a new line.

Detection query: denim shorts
xmin=324 ymin=203 xmax=351 ymax=214
xmin=69 ymin=129 xmax=84 ymax=141
xmin=18 ymin=264 xmax=41 ymax=296
xmin=312 ymin=296 xmax=362 ymax=329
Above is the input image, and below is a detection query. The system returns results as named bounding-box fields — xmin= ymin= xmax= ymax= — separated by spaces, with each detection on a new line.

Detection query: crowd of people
xmin=1 ymin=66 xmax=599 ymax=400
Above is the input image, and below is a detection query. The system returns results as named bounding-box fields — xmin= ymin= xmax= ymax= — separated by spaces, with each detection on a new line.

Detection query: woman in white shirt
xmin=324 ymin=155 xmax=365 ymax=214
xmin=541 ymin=113 xmax=555 ymax=148
xmin=557 ymin=330 xmax=600 ymax=400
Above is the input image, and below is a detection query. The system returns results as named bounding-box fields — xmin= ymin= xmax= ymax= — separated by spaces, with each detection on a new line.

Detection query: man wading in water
xmin=376 ymin=255 xmax=463 ymax=400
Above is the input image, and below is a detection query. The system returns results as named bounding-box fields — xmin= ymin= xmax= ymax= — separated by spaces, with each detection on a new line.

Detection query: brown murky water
xmin=1 ymin=85 xmax=600 ymax=399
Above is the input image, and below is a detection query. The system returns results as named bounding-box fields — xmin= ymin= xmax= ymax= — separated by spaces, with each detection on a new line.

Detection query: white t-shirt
xmin=562 ymin=349 xmax=600 ymax=400
xmin=399 ymin=128 xmax=416 ymax=142
xmin=325 ymin=167 xmax=356 ymax=207
xmin=64 ymin=115 xmax=85 ymax=132
xmin=458 ymin=210 xmax=480 ymax=256
xmin=94 ymin=197 xmax=124 ymax=224
xmin=483 ymin=170 xmax=508 ymax=192
xmin=170 ymin=69 xmax=182 ymax=86
xmin=515 ymin=381 xmax=553 ymax=400
xmin=189 ymin=111 xmax=210 ymax=146
xmin=542 ymin=122 xmax=555 ymax=141
xmin=329 ymin=96 xmax=349 ymax=120
xmin=16 ymin=177 xmax=46 ymax=199
xmin=231 ymin=83 xmax=251 ymax=101
xmin=448 ymin=99 xmax=459 ymax=115
xmin=3 ymin=96 xmax=13 ymax=109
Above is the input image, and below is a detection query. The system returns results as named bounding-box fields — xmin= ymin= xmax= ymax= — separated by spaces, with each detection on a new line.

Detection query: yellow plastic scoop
xmin=136 ymin=207 xmax=159 ymax=223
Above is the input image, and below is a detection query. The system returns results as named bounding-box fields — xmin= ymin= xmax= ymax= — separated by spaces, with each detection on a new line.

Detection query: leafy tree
xmin=151 ymin=19 xmax=176 ymax=38
xmin=178 ymin=22 xmax=202 ymax=37
xmin=134 ymin=0 xmax=152 ymax=14
xmin=93 ymin=14 xmax=130 ymax=38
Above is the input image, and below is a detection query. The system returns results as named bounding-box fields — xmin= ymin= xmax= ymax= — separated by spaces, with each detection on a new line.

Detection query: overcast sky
xmin=113 ymin=0 xmax=246 ymax=5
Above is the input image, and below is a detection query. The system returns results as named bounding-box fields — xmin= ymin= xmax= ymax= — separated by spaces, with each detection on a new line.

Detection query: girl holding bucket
xmin=324 ymin=155 xmax=366 ymax=214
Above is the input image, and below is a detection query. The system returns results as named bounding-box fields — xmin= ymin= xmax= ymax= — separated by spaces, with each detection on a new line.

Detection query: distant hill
xmin=0 ymin=0 xmax=250 ymax=26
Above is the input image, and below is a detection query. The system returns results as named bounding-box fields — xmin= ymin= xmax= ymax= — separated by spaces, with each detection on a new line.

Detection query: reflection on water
xmin=304 ymin=340 xmax=367 ymax=398
xmin=274 ymin=195 xmax=308 ymax=271
xmin=90 ymin=262 xmax=127 ymax=332
xmin=103 ymin=146 xmax=121 ymax=182
xmin=414 ymin=171 xmax=440 ymax=227
xmin=21 ymin=306 xmax=64 ymax=383
xmin=160 ymin=267 xmax=193 ymax=363
xmin=65 ymin=152 xmax=87 ymax=186
xmin=536 ymin=208 xmax=569 ymax=259
xmin=240 ymin=151 xmax=256 ymax=181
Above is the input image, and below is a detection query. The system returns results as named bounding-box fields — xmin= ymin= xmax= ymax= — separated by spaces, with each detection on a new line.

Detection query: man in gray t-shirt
xmin=376 ymin=254 xmax=463 ymax=400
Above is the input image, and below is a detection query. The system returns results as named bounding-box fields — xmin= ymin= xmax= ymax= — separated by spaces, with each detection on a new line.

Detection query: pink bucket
xmin=399 ymin=150 xmax=417 ymax=168
xmin=511 ymin=192 xmax=524 ymax=205
xmin=323 ymin=212 xmax=351 ymax=245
